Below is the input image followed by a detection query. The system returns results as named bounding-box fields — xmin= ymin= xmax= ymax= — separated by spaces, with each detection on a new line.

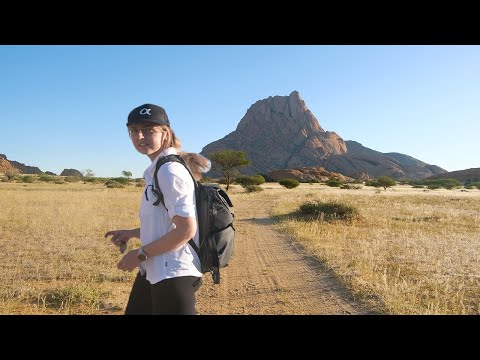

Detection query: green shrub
xmin=21 ymin=175 xmax=34 ymax=183
xmin=84 ymin=177 xmax=99 ymax=183
xmin=279 ymin=179 xmax=300 ymax=189
xmin=467 ymin=182 xmax=480 ymax=189
xmin=38 ymin=174 xmax=55 ymax=182
xmin=244 ymin=185 xmax=263 ymax=193
xmin=105 ymin=180 xmax=125 ymax=188
xmin=235 ymin=175 xmax=265 ymax=186
xmin=298 ymin=201 xmax=359 ymax=222
xmin=365 ymin=180 xmax=380 ymax=187
xmin=418 ymin=178 xmax=461 ymax=189
xmin=110 ymin=177 xmax=130 ymax=184
xmin=341 ymin=184 xmax=361 ymax=190
xmin=326 ymin=178 xmax=342 ymax=187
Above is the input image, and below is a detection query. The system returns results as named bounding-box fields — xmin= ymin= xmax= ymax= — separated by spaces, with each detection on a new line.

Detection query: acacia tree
xmin=122 ymin=170 xmax=133 ymax=179
xmin=209 ymin=150 xmax=250 ymax=190
xmin=82 ymin=169 xmax=95 ymax=183
xmin=377 ymin=176 xmax=396 ymax=190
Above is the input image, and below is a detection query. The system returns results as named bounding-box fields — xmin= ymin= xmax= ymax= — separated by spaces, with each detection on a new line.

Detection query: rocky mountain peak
xmin=200 ymin=91 xmax=446 ymax=179
xmin=201 ymin=91 xmax=346 ymax=174
xmin=236 ymin=90 xmax=324 ymax=138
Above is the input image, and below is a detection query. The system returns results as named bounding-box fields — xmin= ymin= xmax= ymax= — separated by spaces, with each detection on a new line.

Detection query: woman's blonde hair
xmin=161 ymin=126 xmax=211 ymax=181
xmin=160 ymin=126 xmax=182 ymax=150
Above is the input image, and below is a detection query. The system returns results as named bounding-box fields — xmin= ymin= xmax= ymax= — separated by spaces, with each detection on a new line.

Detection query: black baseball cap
xmin=126 ymin=103 xmax=170 ymax=127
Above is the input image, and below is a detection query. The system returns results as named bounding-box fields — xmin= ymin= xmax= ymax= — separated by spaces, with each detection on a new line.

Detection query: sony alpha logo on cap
xmin=127 ymin=103 xmax=170 ymax=127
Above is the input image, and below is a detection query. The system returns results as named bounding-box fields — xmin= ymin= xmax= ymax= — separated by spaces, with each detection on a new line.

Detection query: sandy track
xmin=196 ymin=193 xmax=373 ymax=315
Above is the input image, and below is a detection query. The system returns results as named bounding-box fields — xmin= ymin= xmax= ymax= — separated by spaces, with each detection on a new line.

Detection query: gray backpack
xmin=152 ymin=154 xmax=235 ymax=284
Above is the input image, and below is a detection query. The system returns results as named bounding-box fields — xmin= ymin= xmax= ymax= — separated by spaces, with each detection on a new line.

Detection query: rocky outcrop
xmin=8 ymin=160 xmax=42 ymax=174
xmin=201 ymin=92 xmax=446 ymax=180
xmin=267 ymin=167 xmax=352 ymax=182
xmin=0 ymin=156 xmax=18 ymax=173
xmin=60 ymin=169 xmax=83 ymax=177
xmin=0 ymin=154 xmax=42 ymax=174
xmin=45 ymin=171 xmax=57 ymax=176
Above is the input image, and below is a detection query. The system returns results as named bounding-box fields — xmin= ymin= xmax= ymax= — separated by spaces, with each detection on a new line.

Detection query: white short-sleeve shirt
xmin=140 ymin=147 xmax=202 ymax=284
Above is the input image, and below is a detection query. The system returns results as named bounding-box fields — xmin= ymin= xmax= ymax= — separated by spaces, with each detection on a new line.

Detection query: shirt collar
xmin=144 ymin=147 xmax=178 ymax=180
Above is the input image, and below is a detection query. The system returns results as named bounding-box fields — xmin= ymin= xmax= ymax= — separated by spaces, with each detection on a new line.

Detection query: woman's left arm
xmin=117 ymin=216 xmax=196 ymax=272
xmin=143 ymin=215 xmax=197 ymax=257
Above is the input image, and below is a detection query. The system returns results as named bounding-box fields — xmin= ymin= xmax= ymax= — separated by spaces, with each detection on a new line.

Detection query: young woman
xmin=104 ymin=103 xmax=210 ymax=315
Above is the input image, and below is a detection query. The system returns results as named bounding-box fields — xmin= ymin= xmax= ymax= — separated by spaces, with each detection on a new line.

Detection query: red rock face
xmin=201 ymin=91 xmax=447 ymax=180
xmin=0 ymin=157 xmax=18 ymax=173
xmin=202 ymin=91 xmax=347 ymax=174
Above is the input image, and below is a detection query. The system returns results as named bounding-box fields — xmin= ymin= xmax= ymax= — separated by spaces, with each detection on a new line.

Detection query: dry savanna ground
xmin=0 ymin=180 xmax=479 ymax=314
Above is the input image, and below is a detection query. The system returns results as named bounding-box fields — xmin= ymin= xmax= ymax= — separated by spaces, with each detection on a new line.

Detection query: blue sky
xmin=1 ymin=45 xmax=479 ymax=178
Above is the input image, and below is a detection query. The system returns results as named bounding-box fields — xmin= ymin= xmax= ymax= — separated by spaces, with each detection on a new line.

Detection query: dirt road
xmin=196 ymin=193 xmax=373 ymax=315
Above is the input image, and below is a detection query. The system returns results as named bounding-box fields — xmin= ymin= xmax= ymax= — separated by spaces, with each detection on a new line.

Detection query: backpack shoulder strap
xmin=152 ymin=154 xmax=200 ymax=254
xmin=152 ymin=154 xmax=198 ymax=206
xmin=217 ymin=188 xmax=234 ymax=207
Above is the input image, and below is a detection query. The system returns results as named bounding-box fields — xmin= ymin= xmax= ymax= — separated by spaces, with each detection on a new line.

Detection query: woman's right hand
xmin=104 ymin=229 xmax=139 ymax=252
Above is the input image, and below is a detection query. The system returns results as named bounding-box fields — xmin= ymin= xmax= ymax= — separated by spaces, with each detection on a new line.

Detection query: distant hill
xmin=426 ymin=168 xmax=480 ymax=184
xmin=0 ymin=154 xmax=42 ymax=174
xmin=0 ymin=153 xmax=61 ymax=175
xmin=201 ymin=91 xmax=446 ymax=180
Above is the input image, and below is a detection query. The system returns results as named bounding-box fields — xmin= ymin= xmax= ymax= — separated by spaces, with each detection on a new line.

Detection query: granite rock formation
xmin=201 ymin=91 xmax=446 ymax=180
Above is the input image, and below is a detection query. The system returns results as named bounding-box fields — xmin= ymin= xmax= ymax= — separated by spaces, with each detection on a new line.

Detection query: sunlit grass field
xmin=1 ymin=181 xmax=479 ymax=314
xmin=268 ymin=184 xmax=480 ymax=314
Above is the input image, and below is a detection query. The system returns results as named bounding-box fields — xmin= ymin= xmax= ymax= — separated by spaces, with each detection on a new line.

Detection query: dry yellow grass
xmin=0 ymin=182 xmax=141 ymax=314
xmin=269 ymin=183 xmax=480 ymax=314
xmin=1 ymin=181 xmax=479 ymax=314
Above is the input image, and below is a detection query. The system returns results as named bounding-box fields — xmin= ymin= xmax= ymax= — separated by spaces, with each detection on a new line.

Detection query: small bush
xmin=365 ymin=180 xmax=380 ymax=187
xmin=298 ymin=201 xmax=359 ymax=222
xmin=21 ymin=175 xmax=34 ymax=183
xmin=279 ymin=179 xmax=300 ymax=189
xmin=326 ymin=177 xmax=343 ymax=187
xmin=235 ymin=175 xmax=265 ymax=186
xmin=467 ymin=182 xmax=480 ymax=190
xmin=110 ymin=177 xmax=130 ymax=184
xmin=84 ymin=177 xmax=99 ymax=183
xmin=38 ymin=174 xmax=55 ymax=182
xmin=341 ymin=184 xmax=361 ymax=190
xmin=105 ymin=180 xmax=125 ymax=188
xmin=244 ymin=185 xmax=263 ymax=193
